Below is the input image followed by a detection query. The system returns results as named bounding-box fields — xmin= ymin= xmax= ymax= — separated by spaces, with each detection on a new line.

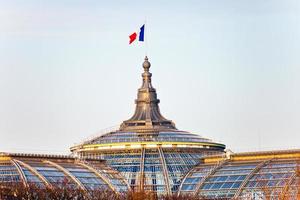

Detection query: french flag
xmin=129 ymin=24 xmax=145 ymax=44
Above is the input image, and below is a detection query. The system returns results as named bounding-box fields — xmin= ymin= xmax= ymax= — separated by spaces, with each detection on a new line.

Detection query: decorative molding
xmin=204 ymin=149 xmax=300 ymax=163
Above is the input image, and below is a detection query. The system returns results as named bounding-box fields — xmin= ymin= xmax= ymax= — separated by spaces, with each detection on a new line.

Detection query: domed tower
xmin=70 ymin=57 xmax=225 ymax=195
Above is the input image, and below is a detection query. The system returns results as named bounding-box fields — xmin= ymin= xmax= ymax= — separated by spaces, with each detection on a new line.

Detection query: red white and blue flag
xmin=129 ymin=24 xmax=145 ymax=44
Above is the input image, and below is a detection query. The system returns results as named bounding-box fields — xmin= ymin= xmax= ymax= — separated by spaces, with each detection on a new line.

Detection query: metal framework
xmin=176 ymin=162 xmax=202 ymax=195
xmin=10 ymin=159 xmax=27 ymax=187
xmin=14 ymin=159 xmax=51 ymax=188
xmin=43 ymin=160 xmax=86 ymax=191
xmin=138 ymin=147 xmax=145 ymax=191
xmin=233 ymin=159 xmax=272 ymax=198
xmin=194 ymin=160 xmax=228 ymax=196
xmin=280 ymin=169 xmax=299 ymax=199
xmin=77 ymin=161 xmax=119 ymax=193
xmin=158 ymin=147 xmax=171 ymax=195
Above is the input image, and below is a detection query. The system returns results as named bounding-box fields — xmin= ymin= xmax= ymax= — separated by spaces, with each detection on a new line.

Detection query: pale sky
xmin=0 ymin=0 xmax=299 ymax=154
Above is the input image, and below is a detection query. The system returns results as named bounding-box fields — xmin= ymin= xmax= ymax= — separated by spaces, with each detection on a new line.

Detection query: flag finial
xmin=143 ymin=56 xmax=150 ymax=72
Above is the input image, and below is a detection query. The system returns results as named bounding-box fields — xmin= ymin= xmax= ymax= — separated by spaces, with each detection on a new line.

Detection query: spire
xmin=119 ymin=57 xmax=176 ymax=132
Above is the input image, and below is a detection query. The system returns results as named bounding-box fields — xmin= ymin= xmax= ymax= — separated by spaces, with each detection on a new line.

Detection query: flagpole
xmin=145 ymin=18 xmax=148 ymax=57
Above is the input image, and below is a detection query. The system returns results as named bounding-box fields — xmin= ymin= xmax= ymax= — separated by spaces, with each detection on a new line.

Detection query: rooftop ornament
xmin=120 ymin=56 xmax=176 ymax=132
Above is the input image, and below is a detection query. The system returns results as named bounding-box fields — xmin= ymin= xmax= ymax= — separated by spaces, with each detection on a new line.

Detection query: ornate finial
xmin=143 ymin=56 xmax=151 ymax=71
xmin=119 ymin=57 xmax=177 ymax=132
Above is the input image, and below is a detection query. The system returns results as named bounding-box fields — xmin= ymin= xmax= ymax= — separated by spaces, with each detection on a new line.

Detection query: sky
xmin=0 ymin=0 xmax=299 ymax=154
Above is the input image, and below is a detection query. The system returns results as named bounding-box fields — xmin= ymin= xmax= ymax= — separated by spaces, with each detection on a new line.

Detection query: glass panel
xmin=221 ymin=182 xmax=234 ymax=189
xmin=184 ymin=177 xmax=201 ymax=184
xmin=211 ymin=183 xmax=223 ymax=189
xmin=181 ymin=184 xmax=196 ymax=191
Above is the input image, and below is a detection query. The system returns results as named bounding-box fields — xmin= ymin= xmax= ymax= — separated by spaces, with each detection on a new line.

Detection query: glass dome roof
xmin=85 ymin=131 xmax=220 ymax=146
xmin=70 ymin=57 xmax=225 ymax=194
xmin=72 ymin=56 xmax=225 ymax=152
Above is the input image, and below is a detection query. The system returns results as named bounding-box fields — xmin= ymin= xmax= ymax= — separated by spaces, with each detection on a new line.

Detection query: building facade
xmin=1 ymin=57 xmax=299 ymax=199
